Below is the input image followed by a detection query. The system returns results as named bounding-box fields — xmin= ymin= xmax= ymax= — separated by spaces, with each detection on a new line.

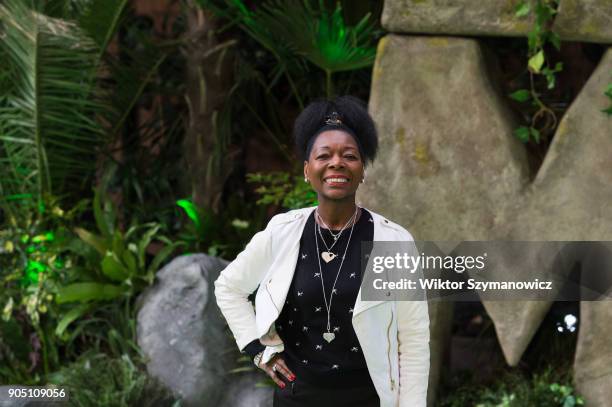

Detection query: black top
xmin=244 ymin=208 xmax=375 ymax=388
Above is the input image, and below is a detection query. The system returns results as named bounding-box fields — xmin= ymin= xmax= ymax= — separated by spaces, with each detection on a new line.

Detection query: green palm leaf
xmin=204 ymin=0 xmax=377 ymax=97
xmin=0 ymin=0 xmax=106 ymax=213
xmin=79 ymin=0 xmax=129 ymax=59
xmin=255 ymin=0 xmax=377 ymax=73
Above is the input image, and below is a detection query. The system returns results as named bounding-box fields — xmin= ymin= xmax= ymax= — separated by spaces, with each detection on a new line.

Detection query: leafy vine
xmin=511 ymin=0 xmax=561 ymax=144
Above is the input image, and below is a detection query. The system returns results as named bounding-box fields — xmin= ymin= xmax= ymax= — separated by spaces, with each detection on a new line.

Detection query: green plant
xmin=0 ymin=0 xmax=105 ymax=218
xmin=175 ymin=194 xmax=266 ymax=259
xmin=55 ymin=187 xmax=182 ymax=311
xmin=511 ymin=0 xmax=562 ymax=144
xmin=438 ymin=367 xmax=584 ymax=407
xmin=604 ymin=76 xmax=612 ymax=115
xmin=0 ymin=186 xmax=181 ymax=383
xmin=197 ymin=0 xmax=379 ymax=169
xmin=0 ymin=195 xmax=88 ymax=382
xmin=246 ymin=171 xmax=318 ymax=210
xmin=202 ymin=0 xmax=378 ymax=100
xmin=33 ymin=186 xmax=185 ymax=364
xmin=47 ymin=351 xmax=180 ymax=407
xmin=0 ymin=0 xmax=164 ymax=219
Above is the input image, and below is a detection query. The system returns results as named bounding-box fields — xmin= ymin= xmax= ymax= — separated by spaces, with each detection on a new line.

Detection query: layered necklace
xmin=315 ymin=207 xmax=359 ymax=263
xmin=314 ymin=206 xmax=360 ymax=343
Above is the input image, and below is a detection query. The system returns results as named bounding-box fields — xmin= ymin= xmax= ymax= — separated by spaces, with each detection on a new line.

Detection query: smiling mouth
xmin=324 ymin=177 xmax=350 ymax=186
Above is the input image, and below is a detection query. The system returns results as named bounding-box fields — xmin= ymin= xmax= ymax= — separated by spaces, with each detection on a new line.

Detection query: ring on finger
xmin=272 ymin=364 xmax=278 ymax=372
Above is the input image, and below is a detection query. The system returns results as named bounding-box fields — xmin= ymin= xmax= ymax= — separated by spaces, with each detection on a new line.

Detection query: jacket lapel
xmin=258 ymin=208 xmax=312 ymax=336
xmin=352 ymin=210 xmax=396 ymax=318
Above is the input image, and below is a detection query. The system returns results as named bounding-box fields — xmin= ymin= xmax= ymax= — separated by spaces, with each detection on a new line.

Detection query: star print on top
xmin=274 ymin=208 xmax=375 ymax=389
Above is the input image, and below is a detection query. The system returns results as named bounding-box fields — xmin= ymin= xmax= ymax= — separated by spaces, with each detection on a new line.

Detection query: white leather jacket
xmin=214 ymin=206 xmax=430 ymax=406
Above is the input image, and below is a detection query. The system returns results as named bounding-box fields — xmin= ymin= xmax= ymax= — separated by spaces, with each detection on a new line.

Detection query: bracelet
xmin=253 ymin=350 xmax=264 ymax=368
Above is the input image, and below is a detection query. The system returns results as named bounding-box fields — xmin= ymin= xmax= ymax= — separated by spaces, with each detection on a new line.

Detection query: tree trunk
xmin=183 ymin=1 xmax=235 ymax=213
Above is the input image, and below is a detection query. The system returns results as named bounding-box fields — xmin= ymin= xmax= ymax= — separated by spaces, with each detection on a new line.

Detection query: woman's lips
xmin=324 ymin=178 xmax=350 ymax=187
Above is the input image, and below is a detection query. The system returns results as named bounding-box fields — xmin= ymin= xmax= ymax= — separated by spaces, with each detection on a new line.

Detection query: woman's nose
xmin=329 ymin=155 xmax=344 ymax=168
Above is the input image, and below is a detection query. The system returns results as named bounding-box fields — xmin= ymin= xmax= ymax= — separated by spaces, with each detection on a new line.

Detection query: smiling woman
xmin=214 ymin=95 xmax=430 ymax=407
xmin=297 ymin=96 xmax=378 ymax=228
xmin=305 ymin=129 xmax=364 ymax=203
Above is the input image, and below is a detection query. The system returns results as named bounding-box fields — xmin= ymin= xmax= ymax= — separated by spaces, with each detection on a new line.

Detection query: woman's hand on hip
xmin=259 ymin=354 xmax=296 ymax=388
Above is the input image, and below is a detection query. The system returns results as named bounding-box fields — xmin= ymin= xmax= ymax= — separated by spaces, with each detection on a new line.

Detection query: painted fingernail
xmin=280 ymin=382 xmax=286 ymax=389
xmin=290 ymin=375 xmax=296 ymax=381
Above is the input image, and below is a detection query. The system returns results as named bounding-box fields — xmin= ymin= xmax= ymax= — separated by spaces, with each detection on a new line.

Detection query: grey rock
xmin=483 ymin=48 xmax=612 ymax=366
xmin=574 ymin=301 xmax=612 ymax=407
xmin=480 ymin=301 xmax=551 ymax=366
xmin=360 ymin=34 xmax=529 ymax=404
xmin=518 ymin=50 xmax=612 ymax=232
xmin=360 ymin=34 xmax=529 ymax=242
xmin=382 ymin=0 xmax=612 ymax=44
xmin=554 ymin=0 xmax=612 ymax=44
xmin=471 ymin=242 xmax=566 ymax=366
xmin=136 ymin=254 xmax=231 ymax=407
xmin=217 ymin=372 xmax=273 ymax=407
xmin=507 ymin=48 xmax=612 ymax=404
xmin=360 ymin=35 xmax=612 ymax=407
xmin=381 ymin=0 xmax=534 ymax=38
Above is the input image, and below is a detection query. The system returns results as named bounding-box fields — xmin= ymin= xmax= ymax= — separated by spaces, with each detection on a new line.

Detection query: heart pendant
xmin=321 ymin=252 xmax=336 ymax=263
xmin=323 ymin=332 xmax=335 ymax=343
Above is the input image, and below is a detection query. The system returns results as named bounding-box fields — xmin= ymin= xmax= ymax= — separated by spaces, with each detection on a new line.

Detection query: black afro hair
xmin=293 ymin=95 xmax=378 ymax=166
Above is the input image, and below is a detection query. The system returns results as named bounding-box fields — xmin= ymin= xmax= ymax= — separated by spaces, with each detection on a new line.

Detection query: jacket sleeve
xmin=243 ymin=338 xmax=266 ymax=359
xmin=214 ymin=221 xmax=275 ymax=351
xmin=397 ymin=237 xmax=430 ymax=407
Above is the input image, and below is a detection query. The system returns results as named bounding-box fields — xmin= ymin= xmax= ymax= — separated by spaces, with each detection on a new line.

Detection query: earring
xmin=305 ymin=177 xmax=308 ymax=183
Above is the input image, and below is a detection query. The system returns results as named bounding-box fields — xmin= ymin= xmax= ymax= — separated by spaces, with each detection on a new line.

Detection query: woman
xmin=214 ymin=96 xmax=430 ymax=407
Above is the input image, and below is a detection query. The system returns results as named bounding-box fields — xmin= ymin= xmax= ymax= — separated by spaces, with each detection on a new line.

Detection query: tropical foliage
xmin=0 ymin=0 xmax=163 ymax=219
xmin=438 ymin=367 xmax=583 ymax=407
xmin=0 ymin=0 xmax=177 ymax=399
xmin=0 ymin=0 xmax=105 ymax=217
xmin=201 ymin=0 xmax=379 ymax=100
xmin=0 ymin=0 xmax=596 ymax=405
xmin=246 ymin=171 xmax=318 ymax=209
xmin=0 ymin=188 xmax=177 ymax=383
xmin=47 ymin=351 xmax=179 ymax=407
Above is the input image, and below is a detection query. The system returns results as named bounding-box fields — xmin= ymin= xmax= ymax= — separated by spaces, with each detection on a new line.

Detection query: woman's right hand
xmin=258 ymin=353 xmax=296 ymax=388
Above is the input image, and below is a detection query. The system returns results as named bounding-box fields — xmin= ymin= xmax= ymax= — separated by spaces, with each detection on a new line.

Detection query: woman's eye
xmin=317 ymin=154 xmax=329 ymax=159
xmin=345 ymin=155 xmax=357 ymax=159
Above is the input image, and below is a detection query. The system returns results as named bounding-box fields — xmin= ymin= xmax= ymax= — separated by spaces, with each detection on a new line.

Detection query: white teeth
xmin=325 ymin=178 xmax=348 ymax=183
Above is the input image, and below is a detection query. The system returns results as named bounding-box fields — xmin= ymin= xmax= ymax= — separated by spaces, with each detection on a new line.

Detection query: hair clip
xmin=325 ymin=111 xmax=343 ymax=125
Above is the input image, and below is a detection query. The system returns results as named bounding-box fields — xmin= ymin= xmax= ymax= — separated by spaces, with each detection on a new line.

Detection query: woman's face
xmin=304 ymin=130 xmax=365 ymax=203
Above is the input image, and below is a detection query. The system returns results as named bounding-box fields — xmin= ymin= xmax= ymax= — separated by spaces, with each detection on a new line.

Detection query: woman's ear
xmin=304 ymin=161 xmax=309 ymax=183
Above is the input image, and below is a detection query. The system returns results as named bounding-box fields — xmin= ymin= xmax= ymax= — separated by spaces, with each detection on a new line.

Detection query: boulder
xmin=360 ymin=34 xmax=529 ymax=404
xmin=574 ymin=301 xmax=612 ymax=407
xmin=363 ymin=35 xmax=612 ymax=405
xmin=503 ymin=48 xmax=612 ymax=402
xmin=483 ymin=48 xmax=612 ymax=366
xmin=136 ymin=254 xmax=232 ymax=407
xmin=382 ymin=0 xmax=612 ymax=44
xmin=360 ymin=34 xmax=529 ymax=242
xmin=381 ymin=0 xmax=534 ymax=38
xmin=217 ymin=372 xmax=273 ymax=407
xmin=554 ymin=0 xmax=612 ymax=44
